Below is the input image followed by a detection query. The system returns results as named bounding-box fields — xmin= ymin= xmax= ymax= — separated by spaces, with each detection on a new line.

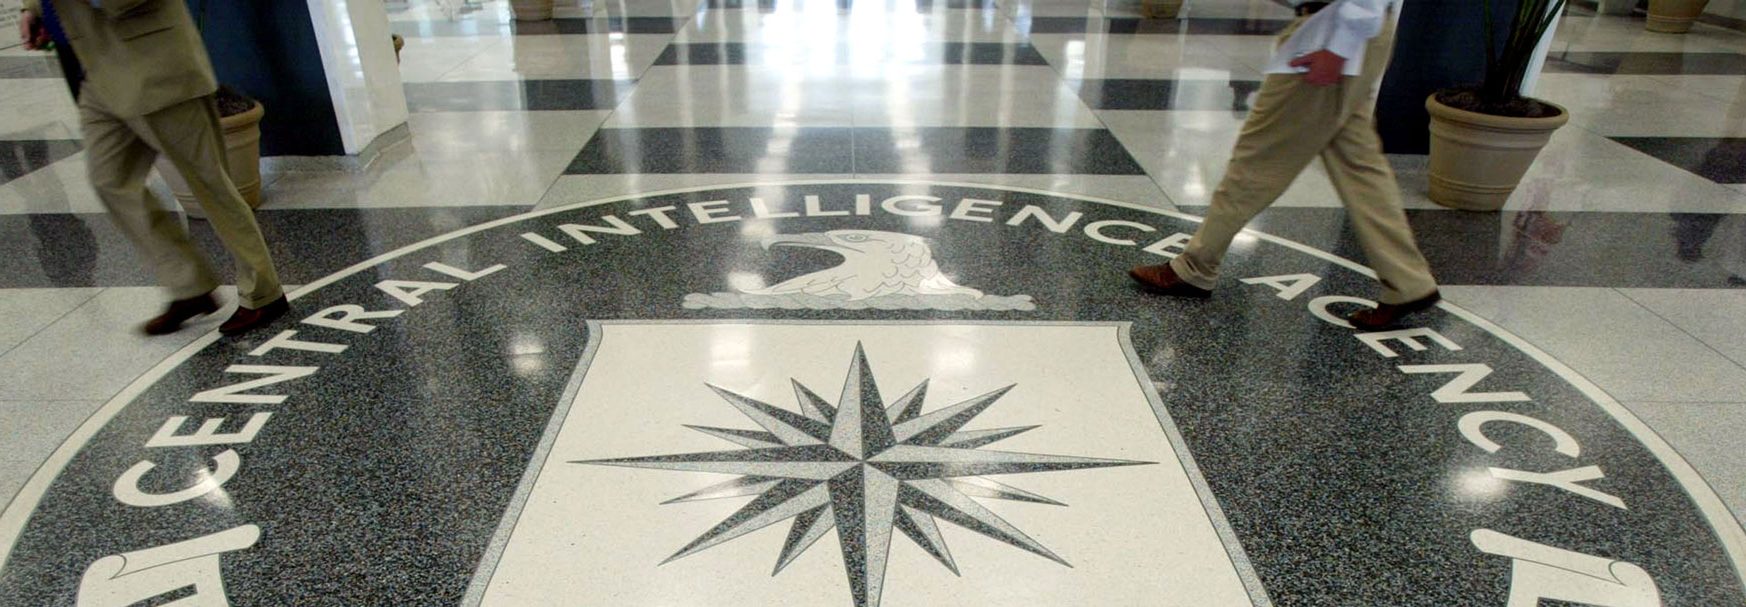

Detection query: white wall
xmin=303 ymin=0 xmax=409 ymax=155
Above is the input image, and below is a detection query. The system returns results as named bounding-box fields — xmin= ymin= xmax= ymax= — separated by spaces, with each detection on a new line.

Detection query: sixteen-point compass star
xmin=574 ymin=343 xmax=1152 ymax=607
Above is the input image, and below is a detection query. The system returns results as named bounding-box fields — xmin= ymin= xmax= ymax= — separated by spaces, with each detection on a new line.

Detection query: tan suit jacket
xmin=23 ymin=0 xmax=218 ymax=117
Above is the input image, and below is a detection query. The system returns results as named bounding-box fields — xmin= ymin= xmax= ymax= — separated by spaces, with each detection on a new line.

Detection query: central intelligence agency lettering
xmin=70 ymin=190 xmax=1662 ymax=606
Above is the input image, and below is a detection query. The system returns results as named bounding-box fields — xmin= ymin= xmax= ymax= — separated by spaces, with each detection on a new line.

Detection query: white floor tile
xmin=393 ymin=36 xmax=503 ymax=83
xmin=1394 ymin=126 xmax=1746 ymax=214
xmin=0 ymin=287 xmax=234 ymax=402
xmin=1552 ymin=14 xmax=1746 ymax=54
xmin=1028 ymin=33 xmax=1264 ymax=80
xmin=850 ymin=66 xmax=1104 ymax=128
xmin=1536 ymin=74 xmax=1746 ymax=138
xmin=1098 ymin=109 xmax=1344 ymax=208
xmin=437 ymin=34 xmax=674 ymax=82
xmin=1441 ymin=286 xmax=1746 ymax=403
xmin=0 ymin=288 xmax=103 ymax=355
xmin=405 ymin=110 xmax=613 ymax=153
xmin=1646 ymin=74 xmax=1746 ymax=106
xmin=0 ymin=154 xmax=105 ymax=215
xmin=0 ymin=78 xmax=80 ymax=141
xmin=607 ymin=66 xmax=859 ymax=127
xmin=1619 ymin=288 xmax=1746 ymax=368
xmin=263 ymin=148 xmax=577 ymax=209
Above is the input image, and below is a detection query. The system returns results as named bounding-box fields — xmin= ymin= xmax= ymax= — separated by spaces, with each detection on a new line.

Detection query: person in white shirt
xmin=1129 ymin=0 xmax=1441 ymax=330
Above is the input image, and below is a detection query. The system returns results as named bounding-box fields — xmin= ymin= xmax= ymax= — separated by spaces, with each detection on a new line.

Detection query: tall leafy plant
xmin=1480 ymin=0 xmax=1568 ymax=105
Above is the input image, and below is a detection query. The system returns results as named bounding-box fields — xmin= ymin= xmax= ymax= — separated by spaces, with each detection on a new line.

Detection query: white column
xmin=303 ymin=0 xmax=409 ymax=155
xmin=1519 ymin=2 xmax=1565 ymax=98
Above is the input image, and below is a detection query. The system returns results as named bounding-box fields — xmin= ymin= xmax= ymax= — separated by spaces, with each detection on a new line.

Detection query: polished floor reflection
xmin=2 ymin=0 xmax=1746 ymax=605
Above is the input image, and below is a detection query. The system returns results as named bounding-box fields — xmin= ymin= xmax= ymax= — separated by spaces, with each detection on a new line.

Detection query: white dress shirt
xmin=1263 ymin=0 xmax=1397 ymax=77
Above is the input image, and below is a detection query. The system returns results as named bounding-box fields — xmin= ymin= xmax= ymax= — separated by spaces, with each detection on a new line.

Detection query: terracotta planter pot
xmin=510 ymin=0 xmax=555 ymax=21
xmin=1425 ymin=94 xmax=1569 ymax=212
xmin=1139 ymin=0 xmax=1182 ymax=18
xmin=159 ymin=101 xmax=266 ymax=218
xmin=1646 ymin=0 xmax=1711 ymax=33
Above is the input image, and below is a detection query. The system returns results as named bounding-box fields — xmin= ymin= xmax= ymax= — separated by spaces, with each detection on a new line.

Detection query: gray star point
xmin=577 ymin=345 xmax=1150 ymax=607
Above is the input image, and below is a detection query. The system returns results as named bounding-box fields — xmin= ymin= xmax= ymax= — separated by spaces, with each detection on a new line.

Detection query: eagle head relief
xmin=744 ymin=230 xmax=985 ymax=301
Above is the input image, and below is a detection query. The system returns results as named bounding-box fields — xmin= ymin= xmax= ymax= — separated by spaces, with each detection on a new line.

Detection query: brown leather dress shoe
xmin=220 ymin=296 xmax=290 ymax=336
xmin=1128 ymin=263 xmax=1212 ymax=298
xmin=143 ymin=292 xmax=221 ymax=335
xmin=1347 ymin=290 xmax=1442 ymax=331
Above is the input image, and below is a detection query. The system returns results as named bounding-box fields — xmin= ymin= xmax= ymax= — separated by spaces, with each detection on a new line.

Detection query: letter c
xmin=113 ymin=450 xmax=242 ymax=508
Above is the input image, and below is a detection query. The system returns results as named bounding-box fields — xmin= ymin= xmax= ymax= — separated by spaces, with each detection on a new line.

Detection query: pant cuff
xmin=1167 ymin=256 xmax=1219 ymax=291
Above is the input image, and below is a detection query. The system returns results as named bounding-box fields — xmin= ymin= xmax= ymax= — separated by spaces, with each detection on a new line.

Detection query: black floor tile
xmin=0 ymin=140 xmax=82 ymax=185
xmin=8 ymin=200 xmax=1746 ymax=290
xmin=392 ymin=17 xmax=683 ymax=37
xmin=567 ymin=127 xmax=1146 ymax=175
xmin=403 ymin=80 xmax=634 ymax=112
xmin=0 ymin=207 xmax=530 ymax=289
xmin=1017 ymin=16 xmax=1293 ymax=35
xmin=1240 ymin=207 xmax=1746 ymax=288
xmin=1545 ymin=51 xmax=1746 ymax=75
xmin=653 ymin=43 xmax=754 ymax=65
xmin=652 ymin=42 xmax=1047 ymax=65
xmin=566 ymin=127 xmax=857 ymax=173
xmin=701 ymin=0 xmax=995 ymax=9
xmin=704 ymin=0 xmax=852 ymax=9
xmin=1072 ymin=78 xmax=1263 ymax=110
xmin=854 ymin=127 xmax=1148 ymax=174
xmin=551 ymin=17 xmax=686 ymax=34
xmin=941 ymin=42 xmax=1049 ymax=65
xmin=1611 ymin=137 xmax=1746 ymax=184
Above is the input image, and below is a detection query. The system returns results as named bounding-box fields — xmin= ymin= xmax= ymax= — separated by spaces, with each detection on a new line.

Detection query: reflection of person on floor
xmin=1128 ymin=0 xmax=1441 ymax=330
xmin=18 ymin=0 xmax=289 ymax=335
xmin=1671 ymin=75 xmax=1746 ymax=284
xmin=10 ymin=9 xmax=99 ymax=287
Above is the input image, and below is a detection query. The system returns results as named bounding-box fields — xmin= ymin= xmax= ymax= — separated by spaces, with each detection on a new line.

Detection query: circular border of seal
xmin=1 ymin=180 xmax=1741 ymax=586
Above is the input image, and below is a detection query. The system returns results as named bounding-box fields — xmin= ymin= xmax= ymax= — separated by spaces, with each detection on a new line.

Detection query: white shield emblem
xmin=470 ymin=321 xmax=1260 ymax=606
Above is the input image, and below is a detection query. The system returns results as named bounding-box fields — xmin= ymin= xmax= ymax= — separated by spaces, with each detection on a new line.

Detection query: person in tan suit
xmin=1128 ymin=0 xmax=1440 ymax=330
xmin=18 ymin=0 xmax=289 ymax=336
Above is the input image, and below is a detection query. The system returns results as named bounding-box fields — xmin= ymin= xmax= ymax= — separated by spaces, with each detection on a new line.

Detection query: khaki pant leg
xmin=79 ymin=101 xmax=220 ymax=300
xmin=135 ymin=97 xmax=284 ymax=308
xmin=1316 ymin=13 xmax=1436 ymax=304
xmin=1319 ymin=111 xmax=1438 ymax=304
xmin=1168 ymin=74 xmax=1349 ymax=289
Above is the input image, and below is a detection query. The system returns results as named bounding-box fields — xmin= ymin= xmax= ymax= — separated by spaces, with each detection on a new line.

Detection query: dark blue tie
xmin=39 ymin=0 xmax=73 ymax=50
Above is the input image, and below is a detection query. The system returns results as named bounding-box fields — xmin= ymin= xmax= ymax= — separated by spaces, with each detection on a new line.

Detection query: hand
xmin=1289 ymin=50 xmax=1347 ymax=87
xmin=19 ymin=10 xmax=48 ymax=50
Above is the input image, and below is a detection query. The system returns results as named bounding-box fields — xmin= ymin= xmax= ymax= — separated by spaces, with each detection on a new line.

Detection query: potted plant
xmin=511 ymin=0 xmax=556 ymax=20
xmin=155 ymin=88 xmax=266 ymax=217
xmin=1425 ymin=0 xmax=1571 ymax=211
xmin=1646 ymin=0 xmax=1711 ymax=33
xmin=1139 ymin=0 xmax=1183 ymax=18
